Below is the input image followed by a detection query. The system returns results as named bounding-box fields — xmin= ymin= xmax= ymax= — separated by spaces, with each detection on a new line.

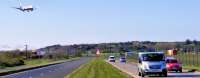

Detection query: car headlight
xmin=166 ymin=64 xmax=170 ymax=68
xmin=142 ymin=64 xmax=148 ymax=69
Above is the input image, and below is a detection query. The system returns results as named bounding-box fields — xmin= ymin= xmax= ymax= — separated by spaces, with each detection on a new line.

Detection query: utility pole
xmin=25 ymin=44 xmax=28 ymax=59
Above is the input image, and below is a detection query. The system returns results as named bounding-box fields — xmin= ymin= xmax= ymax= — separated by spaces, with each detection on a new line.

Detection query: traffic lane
xmin=109 ymin=61 xmax=200 ymax=78
xmin=3 ymin=57 xmax=92 ymax=78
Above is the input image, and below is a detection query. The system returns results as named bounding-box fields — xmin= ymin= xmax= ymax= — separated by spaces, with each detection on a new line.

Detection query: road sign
xmin=167 ymin=50 xmax=177 ymax=56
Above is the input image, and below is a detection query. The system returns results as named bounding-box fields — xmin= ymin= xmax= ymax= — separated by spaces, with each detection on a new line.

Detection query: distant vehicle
xmin=166 ymin=57 xmax=182 ymax=72
xmin=119 ymin=57 xmax=126 ymax=63
xmin=138 ymin=52 xmax=167 ymax=77
xmin=108 ymin=56 xmax=115 ymax=62
xmin=13 ymin=0 xmax=35 ymax=12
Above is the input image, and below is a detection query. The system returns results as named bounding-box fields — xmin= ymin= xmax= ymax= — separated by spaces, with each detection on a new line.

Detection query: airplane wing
xmin=11 ymin=7 xmax=24 ymax=11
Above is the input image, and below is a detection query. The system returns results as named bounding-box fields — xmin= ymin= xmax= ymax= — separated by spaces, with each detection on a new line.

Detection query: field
xmin=67 ymin=58 xmax=131 ymax=78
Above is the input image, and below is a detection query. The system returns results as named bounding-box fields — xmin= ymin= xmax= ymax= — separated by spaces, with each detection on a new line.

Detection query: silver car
xmin=138 ymin=52 xmax=167 ymax=77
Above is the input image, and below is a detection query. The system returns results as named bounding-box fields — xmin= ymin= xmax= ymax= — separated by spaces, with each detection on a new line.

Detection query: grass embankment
xmin=183 ymin=66 xmax=200 ymax=72
xmin=0 ymin=58 xmax=79 ymax=74
xmin=67 ymin=58 xmax=131 ymax=78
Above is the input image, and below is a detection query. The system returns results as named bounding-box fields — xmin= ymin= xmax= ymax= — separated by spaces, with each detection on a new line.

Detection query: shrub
xmin=0 ymin=53 xmax=25 ymax=68
xmin=63 ymin=55 xmax=69 ymax=59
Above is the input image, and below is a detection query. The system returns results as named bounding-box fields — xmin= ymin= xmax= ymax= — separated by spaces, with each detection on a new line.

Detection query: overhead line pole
xmin=25 ymin=44 xmax=28 ymax=59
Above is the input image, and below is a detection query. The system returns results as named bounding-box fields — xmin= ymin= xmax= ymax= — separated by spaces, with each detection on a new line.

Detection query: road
xmin=108 ymin=61 xmax=200 ymax=78
xmin=2 ymin=57 xmax=92 ymax=78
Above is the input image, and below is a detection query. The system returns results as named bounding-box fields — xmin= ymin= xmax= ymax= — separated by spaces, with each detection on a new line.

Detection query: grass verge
xmin=66 ymin=57 xmax=131 ymax=78
xmin=183 ymin=65 xmax=200 ymax=72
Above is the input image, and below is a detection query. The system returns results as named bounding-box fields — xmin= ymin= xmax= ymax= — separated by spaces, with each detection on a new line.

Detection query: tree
xmin=193 ymin=40 xmax=198 ymax=45
xmin=185 ymin=39 xmax=192 ymax=45
xmin=155 ymin=42 xmax=177 ymax=50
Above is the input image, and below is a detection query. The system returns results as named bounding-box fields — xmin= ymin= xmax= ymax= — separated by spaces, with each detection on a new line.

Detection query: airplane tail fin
xmin=18 ymin=0 xmax=22 ymax=6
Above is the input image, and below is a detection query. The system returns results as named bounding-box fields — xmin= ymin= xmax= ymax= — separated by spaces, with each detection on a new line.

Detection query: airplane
xmin=13 ymin=0 xmax=35 ymax=12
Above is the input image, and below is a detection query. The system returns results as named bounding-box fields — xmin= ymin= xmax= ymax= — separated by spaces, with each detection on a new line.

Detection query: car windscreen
xmin=121 ymin=57 xmax=125 ymax=59
xmin=110 ymin=57 xmax=115 ymax=59
xmin=166 ymin=59 xmax=178 ymax=63
xmin=142 ymin=53 xmax=164 ymax=61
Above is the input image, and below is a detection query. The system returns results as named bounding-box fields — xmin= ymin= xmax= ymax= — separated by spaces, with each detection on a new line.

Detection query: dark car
xmin=119 ymin=57 xmax=126 ymax=63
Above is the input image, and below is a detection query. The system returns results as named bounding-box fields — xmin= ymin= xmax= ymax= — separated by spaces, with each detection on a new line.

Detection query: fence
xmin=175 ymin=52 xmax=200 ymax=67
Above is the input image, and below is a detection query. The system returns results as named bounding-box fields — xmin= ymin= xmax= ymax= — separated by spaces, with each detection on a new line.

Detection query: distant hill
xmin=37 ymin=40 xmax=200 ymax=55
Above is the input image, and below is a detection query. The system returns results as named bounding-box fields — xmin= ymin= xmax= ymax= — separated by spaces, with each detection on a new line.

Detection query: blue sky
xmin=0 ymin=0 xmax=200 ymax=50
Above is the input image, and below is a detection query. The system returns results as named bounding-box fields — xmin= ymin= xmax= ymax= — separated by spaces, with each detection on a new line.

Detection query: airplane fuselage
xmin=18 ymin=5 xmax=34 ymax=12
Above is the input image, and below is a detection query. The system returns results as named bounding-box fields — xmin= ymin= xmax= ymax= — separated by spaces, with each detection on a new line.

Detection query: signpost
xmin=167 ymin=50 xmax=177 ymax=56
xmin=96 ymin=49 xmax=101 ymax=57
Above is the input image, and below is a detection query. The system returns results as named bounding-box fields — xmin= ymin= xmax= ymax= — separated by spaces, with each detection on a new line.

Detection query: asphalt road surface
xmin=2 ymin=57 xmax=92 ymax=78
xmin=108 ymin=61 xmax=200 ymax=78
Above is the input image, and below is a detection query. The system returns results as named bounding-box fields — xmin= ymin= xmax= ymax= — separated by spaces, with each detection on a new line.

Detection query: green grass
xmin=67 ymin=58 xmax=131 ymax=78
xmin=183 ymin=65 xmax=200 ymax=72
xmin=24 ymin=59 xmax=54 ymax=66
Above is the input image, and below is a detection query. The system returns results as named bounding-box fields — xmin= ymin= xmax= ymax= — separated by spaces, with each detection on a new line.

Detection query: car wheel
xmin=141 ymin=73 xmax=145 ymax=77
xmin=163 ymin=72 xmax=167 ymax=77
xmin=159 ymin=73 xmax=163 ymax=77
xmin=141 ymin=71 xmax=145 ymax=77
xmin=179 ymin=69 xmax=182 ymax=73
xmin=138 ymin=72 xmax=141 ymax=76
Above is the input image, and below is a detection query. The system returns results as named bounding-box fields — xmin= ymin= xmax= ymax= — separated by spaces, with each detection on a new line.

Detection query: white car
xmin=108 ymin=56 xmax=115 ymax=62
xmin=138 ymin=52 xmax=167 ymax=77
